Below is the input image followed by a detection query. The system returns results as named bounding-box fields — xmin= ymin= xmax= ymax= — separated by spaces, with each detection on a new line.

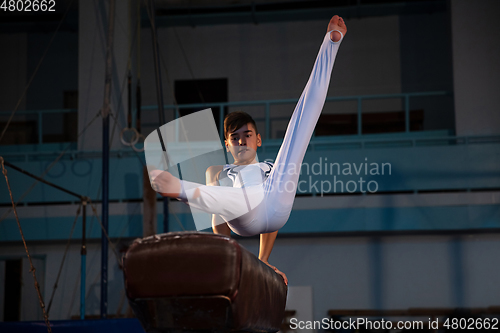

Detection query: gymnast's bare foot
xmin=327 ymin=15 xmax=347 ymax=42
xmin=149 ymin=169 xmax=181 ymax=198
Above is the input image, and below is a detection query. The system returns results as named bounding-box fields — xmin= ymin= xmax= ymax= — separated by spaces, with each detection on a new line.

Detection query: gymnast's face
xmin=225 ymin=123 xmax=262 ymax=164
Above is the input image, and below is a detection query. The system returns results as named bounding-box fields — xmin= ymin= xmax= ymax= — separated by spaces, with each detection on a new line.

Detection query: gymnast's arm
xmin=206 ymin=165 xmax=231 ymax=237
xmin=259 ymin=231 xmax=288 ymax=285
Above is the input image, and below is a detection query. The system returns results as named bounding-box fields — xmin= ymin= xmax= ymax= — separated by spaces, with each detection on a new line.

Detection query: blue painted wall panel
xmin=280 ymin=205 xmax=500 ymax=234
xmin=0 ymin=214 xmax=143 ymax=242
xmin=258 ymin=143 xmax=500 ymax=193
xmin=0 ymin=157 xmax=145 ymax=203
xmin=1 ymin=142 xmax=498 ymax=204
xmin=2 ymin=205 xmax=498 ymax=242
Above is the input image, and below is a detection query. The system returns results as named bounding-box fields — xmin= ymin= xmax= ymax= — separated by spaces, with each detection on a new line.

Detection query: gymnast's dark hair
xmin=224 ymin=111 xmax=259 ymax=139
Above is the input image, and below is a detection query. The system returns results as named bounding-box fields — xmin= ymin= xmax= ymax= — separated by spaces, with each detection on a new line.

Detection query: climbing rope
xmin=46 ymin=204 xmax=82 ymax=315
xmin=1 ymin=157 xmax=52 ymax=333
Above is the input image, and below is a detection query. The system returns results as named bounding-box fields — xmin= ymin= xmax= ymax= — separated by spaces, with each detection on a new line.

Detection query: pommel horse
xmin=123 ymin=232 xmax=287 ymax=332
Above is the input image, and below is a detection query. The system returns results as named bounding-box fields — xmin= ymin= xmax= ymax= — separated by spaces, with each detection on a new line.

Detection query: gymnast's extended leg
xmin=263 ymin=16 xmax=346 ymax=217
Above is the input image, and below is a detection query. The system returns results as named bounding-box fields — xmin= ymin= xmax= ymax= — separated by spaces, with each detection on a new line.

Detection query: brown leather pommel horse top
xmin=123 ymin=231 xmax=287 ymax=333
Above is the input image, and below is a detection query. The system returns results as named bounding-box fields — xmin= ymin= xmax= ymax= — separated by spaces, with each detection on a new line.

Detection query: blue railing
xmin=0 ymin=108 xmax=77 ymax=145
xmin=4 ymin=131 xmax=500 ymax=163
xmin=144 ymin=91 xmax=452 ymax=140
xmin=0 ymin=91 xmax=450 ymax=148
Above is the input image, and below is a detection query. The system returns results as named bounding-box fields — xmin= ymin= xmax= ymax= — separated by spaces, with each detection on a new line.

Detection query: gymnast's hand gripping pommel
xmin=144 ymin=15 xmax=347 ymax=237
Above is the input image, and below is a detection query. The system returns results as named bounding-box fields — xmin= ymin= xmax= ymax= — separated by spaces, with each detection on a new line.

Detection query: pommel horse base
xmin=123 ymin=232 xmax=287 ymax=333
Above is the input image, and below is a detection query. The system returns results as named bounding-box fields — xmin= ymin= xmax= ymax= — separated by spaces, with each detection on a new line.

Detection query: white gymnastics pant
xmin=180 ymin=31 xmax=343 ymax=236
